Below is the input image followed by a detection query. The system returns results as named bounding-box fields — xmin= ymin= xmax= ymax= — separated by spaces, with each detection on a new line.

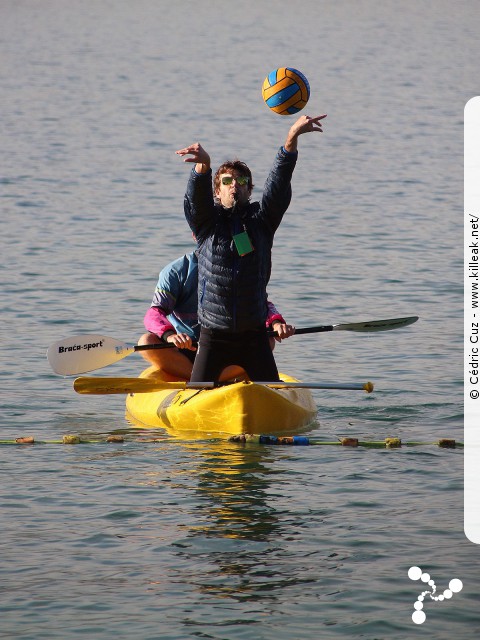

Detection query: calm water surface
xmin=1 ymin=1 xmax=477 ymax=638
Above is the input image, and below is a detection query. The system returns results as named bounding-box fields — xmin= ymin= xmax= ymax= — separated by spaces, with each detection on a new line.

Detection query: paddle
xmin=47 ymin=315 xmax=418 ymax=376
xmin=73 ymin=376 xmax=374 ymax=395
xmin=295 ymin=316 xmax=418 ymax=334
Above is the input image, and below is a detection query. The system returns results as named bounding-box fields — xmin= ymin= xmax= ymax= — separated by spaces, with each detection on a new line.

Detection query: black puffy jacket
xmin=184 ymin=147 xmax=297 ymax=332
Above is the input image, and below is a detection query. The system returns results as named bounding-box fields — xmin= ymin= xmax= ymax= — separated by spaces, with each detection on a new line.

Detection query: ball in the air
xmin=262 ymin=68 xmax=310 ymax=115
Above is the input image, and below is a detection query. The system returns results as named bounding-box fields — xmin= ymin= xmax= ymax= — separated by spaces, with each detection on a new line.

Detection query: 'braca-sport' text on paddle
xmin=47 ymin=316 xmax=418 ymax=376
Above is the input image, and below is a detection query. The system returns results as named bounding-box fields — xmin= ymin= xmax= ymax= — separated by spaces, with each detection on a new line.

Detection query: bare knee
xmin=219 ymin=365 xmax=248 ymax=382
xmin=138 ymin=332 xmax=161 ymax=346
xmin=137 ymin=332 xmax=164 ymax=366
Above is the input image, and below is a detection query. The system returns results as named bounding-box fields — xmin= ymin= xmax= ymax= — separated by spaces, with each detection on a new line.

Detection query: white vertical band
xmin=465 ymin=97 xmax=480 ymax=543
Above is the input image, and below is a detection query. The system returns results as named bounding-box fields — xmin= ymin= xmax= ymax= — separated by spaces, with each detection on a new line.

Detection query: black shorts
xmin=147 ymin=333 xmax=197 ymax=364
xmin=174 ymin=346 xmax=197 ymax=364
xmin=190 ymin=327 xmax=279 ymax=383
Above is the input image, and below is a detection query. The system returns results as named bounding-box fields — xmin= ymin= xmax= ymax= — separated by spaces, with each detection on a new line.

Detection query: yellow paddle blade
xmin=74 ymin=377 xmax=190 ymax=394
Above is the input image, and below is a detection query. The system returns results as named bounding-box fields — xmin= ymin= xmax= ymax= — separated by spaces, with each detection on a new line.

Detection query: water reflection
xmin=52 ymin=416 xmax=288 ymax=543
xmin=36 ymin=418 xmax=324 ymax=609
xmin=185 ymin=441 xmax=283 ymax=542
xmin=123 ymin=408 xmax=290 ymax=540
xmin=159 ymin=436 xmax=317 ymax=609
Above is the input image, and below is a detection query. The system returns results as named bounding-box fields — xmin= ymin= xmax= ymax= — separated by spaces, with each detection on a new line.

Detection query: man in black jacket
xmin=176 ymin=114 xmax=326 ymax=382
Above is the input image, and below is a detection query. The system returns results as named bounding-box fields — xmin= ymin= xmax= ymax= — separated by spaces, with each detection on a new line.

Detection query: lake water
xmin=1 ymin=0 xmax=477 ymax=638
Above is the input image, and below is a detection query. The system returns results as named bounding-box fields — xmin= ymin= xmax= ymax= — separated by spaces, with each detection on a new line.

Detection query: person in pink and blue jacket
xmin=138 ymin=250 xmax=294 ymax=381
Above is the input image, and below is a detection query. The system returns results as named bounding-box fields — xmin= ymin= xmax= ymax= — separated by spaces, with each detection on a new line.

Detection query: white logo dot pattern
xmin=408 ymin=566 xmax=463 ymax=624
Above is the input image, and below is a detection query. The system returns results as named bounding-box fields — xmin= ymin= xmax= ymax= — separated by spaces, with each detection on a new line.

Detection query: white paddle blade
xmin=47 ymin=334 xmax=135 ymax=375
xmin=333 ymin=316 xmax=419 ymax=332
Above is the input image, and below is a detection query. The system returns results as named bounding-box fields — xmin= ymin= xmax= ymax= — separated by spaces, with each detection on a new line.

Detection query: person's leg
xmin=190 ymin=329 xmax=280 ymax=383
xmin=238 ymin=331 xmax=280 ymax=381
xmin=218 ymin=364 xmax=248 ymax=381
xmin=137 ymin=332 xmax=194 ymax=381
xmin=220 ymin=332 xmax=278 ymax=379
xmin=190 ymin=330 xmax=218 ymax=382
xmin=190 ymin=328 xmax=240 ymax=382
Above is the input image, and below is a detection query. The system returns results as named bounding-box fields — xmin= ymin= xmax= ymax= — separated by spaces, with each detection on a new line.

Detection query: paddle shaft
xmin=47 ymin=316 xmax=418 ymax=375
xmin=130 ymin=326 xmax=331 ymax=352
xmin=134 ymin=316 xmax=419 ymax=351
xmin=74 ymin=376 xmax=374 ymax=395
xmin=131 ymin=327 xmax=320 ymax=352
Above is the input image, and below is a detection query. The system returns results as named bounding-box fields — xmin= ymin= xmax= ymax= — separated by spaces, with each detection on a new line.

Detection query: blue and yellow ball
xmin=262 ymin=68 xmax=310 ymax=115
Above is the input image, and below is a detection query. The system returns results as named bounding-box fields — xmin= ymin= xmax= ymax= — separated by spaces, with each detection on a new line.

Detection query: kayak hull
xmin=125 ymin=367 xmax=318 ymax=437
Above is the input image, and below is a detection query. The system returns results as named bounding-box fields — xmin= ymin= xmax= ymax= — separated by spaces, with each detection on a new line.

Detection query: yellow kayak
xmin=125 ymin=366 xmax=317 ymax=437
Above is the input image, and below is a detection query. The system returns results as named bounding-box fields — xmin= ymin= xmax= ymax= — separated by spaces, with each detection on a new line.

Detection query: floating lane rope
xmin=0 ymin=435 xmax=463 ymax=448
xmin=0 ymin=435 xmax=130 ymax=445
xmin=228 ymin=435 xmax=462 ymax=448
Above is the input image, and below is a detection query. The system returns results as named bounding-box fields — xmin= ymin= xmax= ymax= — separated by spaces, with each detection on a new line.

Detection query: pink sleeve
xmin=144 ymin=306 xmax=176 ymax=339
xmin=266 ymin=300 xmax=285 ymax=328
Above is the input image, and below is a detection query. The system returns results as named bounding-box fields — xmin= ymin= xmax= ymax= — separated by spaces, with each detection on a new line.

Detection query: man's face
xmin=215 ymin=173 xmax=251 ymax=208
